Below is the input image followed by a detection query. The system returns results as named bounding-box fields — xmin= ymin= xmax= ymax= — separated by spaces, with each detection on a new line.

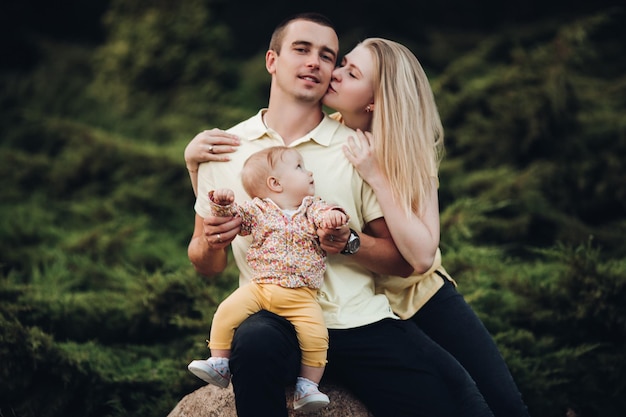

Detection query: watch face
xmin=342 ymin=230 xmax=360 ymax=254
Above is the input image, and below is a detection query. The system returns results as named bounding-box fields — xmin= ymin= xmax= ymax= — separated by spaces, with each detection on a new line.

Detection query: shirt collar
xmin=246 ymin=109 xmax=338 ymax=147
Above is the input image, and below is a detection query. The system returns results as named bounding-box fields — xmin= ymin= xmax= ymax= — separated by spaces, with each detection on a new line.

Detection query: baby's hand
xmin=211 ymin=189 xmax=235 ymax=206
xmin=322 ymin=209 xmax=348 ymax=229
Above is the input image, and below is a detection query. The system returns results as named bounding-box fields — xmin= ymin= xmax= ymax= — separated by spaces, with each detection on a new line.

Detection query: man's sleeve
xmin=194 ymin=162 xmax=214 ymax=219
xmin=360 ymin=179 xmax=384 ymax=225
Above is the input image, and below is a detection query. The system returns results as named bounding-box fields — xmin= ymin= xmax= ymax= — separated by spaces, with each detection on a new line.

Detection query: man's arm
xmin=356 ymin=218 xmax=414 ymax=277
xmin=318 ymin=217 xmax=414 ymax=277
xmin=188 ymin=213 xmax=241 ymax=276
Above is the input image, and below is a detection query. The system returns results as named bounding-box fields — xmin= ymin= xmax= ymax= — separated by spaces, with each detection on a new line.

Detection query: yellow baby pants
xmin=209 ymin=281 xmax=328 ymax=368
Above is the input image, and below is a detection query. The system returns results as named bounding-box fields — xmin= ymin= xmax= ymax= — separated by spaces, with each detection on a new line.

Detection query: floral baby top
xmin=209 ymin=191 xmax=347 ymax=289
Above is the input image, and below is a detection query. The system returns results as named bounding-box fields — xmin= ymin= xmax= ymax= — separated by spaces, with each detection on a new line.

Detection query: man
xmin=188 ymin=12 xmax=493 ymax=417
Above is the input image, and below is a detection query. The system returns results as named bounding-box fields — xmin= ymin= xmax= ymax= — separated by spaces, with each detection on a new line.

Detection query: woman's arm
xmin=343 ymin=130 xmax=440 ymax=274
xmin=185 ymin=128 xmax=240 ymax=196
xmin=365 ymin=178 xmax=440 ymax=274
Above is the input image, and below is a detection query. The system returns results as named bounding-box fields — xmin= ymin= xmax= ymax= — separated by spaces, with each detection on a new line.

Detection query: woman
xmin=185 ymin=38 xmax=529 ymax=417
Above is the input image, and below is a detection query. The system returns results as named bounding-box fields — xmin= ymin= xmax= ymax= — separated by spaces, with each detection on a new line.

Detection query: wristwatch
xmin=341 ymin=228 xmax=360 ymax=255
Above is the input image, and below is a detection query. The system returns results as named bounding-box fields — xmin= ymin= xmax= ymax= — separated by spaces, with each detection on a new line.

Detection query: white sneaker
xmin=293 ymin=377 xmax=330 ymax=412
xmin=187 ymin=357 xmax=231 ymax=388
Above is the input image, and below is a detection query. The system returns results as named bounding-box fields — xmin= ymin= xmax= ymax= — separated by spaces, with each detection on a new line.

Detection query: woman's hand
xmin=342 ymin=129 xmax=384 ymax=185
xmin=185 ymin=128 xmax=240 ymax=172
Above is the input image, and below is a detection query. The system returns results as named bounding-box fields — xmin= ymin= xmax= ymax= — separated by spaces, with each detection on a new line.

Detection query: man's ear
xmin=266 ymin=50 xmax=277 ymax=74
xmin=267 ymin=176 xmax=282 ymax=192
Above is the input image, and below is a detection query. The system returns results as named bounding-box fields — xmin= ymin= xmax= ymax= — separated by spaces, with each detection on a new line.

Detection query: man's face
xmin=267 ymin=19 xmax=338 ymax=103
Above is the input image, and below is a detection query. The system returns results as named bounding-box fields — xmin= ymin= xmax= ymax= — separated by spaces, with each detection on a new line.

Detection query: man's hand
xmin=317 ymin=223 xmax=350 ymax=254
xmin=202 ymin=213 xmax=241 ymax=248
xmin=189 ymin=212 xmax=242 ymax=276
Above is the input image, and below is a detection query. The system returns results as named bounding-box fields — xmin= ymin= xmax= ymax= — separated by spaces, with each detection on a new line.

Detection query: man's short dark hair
xmin=269 ymin=12 xmax=336 ymax=54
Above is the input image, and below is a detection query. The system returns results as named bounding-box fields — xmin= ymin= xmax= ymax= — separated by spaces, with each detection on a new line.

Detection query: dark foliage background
xmin=1 ymin=1 xmax=625 ymax=416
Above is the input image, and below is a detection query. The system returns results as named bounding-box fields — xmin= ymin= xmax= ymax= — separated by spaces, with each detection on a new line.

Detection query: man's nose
xmin=306 ymin=55 xmax=321 ymax=69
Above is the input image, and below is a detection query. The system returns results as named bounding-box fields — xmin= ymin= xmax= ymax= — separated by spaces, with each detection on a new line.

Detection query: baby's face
xmin=274 ymin=150 xmax=316 ymax=201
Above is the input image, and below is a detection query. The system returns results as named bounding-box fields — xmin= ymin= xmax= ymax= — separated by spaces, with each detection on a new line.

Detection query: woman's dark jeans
xmin=412 ymin=277 xmax=530 ymax=417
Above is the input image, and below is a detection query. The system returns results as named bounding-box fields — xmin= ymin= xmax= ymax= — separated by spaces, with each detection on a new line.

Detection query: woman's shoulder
xmin=328 ymin=111 xmax=343 ymax=123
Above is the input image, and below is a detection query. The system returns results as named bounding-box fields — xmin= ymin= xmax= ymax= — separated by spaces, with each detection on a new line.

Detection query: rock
xmin=167 ymin=383 xmax=374 ymax=417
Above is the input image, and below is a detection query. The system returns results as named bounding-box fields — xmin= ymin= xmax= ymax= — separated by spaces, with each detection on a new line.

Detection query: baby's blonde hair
xmin=241 ymin=146 xmax=298 ymax=198
xmin=363 ymin=38 xmax=444 ymax=216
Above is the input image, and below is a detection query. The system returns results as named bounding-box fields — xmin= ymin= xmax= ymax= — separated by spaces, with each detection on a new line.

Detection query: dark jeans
xmin=412 ymin=277 xmax=530 ymax=417
xmin=230 ymin=310 xmax=493 ymax=417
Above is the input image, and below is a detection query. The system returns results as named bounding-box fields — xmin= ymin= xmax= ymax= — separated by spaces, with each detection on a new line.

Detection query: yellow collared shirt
xmin=195 ymin=110 xmax=397 ymax=329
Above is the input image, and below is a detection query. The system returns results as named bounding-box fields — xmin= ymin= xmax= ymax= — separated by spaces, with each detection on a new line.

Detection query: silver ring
xmin=217 ymin=233 xmax=222 ymax=243
xmin=329 ymin=235 xmax=335 ymax=242
xmin=208 ymin=145 xmax=214 ymax=154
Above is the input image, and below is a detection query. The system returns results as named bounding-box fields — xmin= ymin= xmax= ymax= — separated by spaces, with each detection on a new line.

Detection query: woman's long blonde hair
xmin=363 ymin=38 xmax=444 ymax=216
